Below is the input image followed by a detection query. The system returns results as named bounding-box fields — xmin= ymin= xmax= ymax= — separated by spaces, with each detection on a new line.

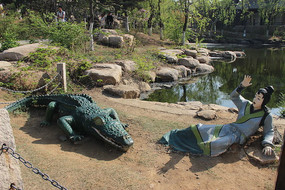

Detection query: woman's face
xmin=253 ymin=92 xmax=264 ymax=109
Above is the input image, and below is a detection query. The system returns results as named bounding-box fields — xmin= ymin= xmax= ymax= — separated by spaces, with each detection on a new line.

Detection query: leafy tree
xmin=237 ymin=0 xmax=252 ymax=37
xmin=257 ymin=0 xmax=285 ymax=37
xmin=162 ymin=1 xmax=183 ymax=43
xmin=217 ymin=0 xmax=236 ymax=35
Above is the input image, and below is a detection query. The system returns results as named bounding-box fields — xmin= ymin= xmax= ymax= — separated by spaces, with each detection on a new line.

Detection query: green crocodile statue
xmin=5 ymin=94 xmax=133 ymax=151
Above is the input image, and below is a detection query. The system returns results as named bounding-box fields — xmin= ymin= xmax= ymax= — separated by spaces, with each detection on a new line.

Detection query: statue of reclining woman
xmin=159 ymin=75 xmax=275 ymax=157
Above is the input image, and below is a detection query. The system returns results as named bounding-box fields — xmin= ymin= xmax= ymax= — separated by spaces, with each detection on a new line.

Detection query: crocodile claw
xmin=122 ymin=123 xmax=129 ymax=129
xmin=40 ymin=121 xmax=50 ymax=127
xmin=70 ymin=135 xmax=84 ymax=144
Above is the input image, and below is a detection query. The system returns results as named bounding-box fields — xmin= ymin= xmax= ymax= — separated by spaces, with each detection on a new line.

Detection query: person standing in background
xmin=57 ymin=6 xmax=65 ymax=22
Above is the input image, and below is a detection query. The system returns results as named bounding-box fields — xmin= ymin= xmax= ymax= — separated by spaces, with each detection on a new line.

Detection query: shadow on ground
xmin=17 ymin=108 xmax=124 ymax=161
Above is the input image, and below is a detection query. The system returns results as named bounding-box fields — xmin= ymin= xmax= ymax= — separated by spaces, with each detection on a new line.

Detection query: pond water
xmin=145 ymin=45 xmax=285 ymax=116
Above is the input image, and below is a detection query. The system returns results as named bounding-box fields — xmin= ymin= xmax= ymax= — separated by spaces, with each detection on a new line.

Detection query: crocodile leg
xmin=57 ymin=115 xmax=83 ymax=143
xmin=104 ymin=108 xmax=129 ymax=128
xmin=41 ymin=101 xmax=57 ymax=126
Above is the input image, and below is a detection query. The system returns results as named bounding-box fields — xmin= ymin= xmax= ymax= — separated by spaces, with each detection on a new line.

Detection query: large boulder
xmin=108 ymin=35 xmax=124 ymax=48
xmin=97 ymin=29 xmax=135 ymax=48
xmin=115 ymin=60 xmax=136 ymax=72
xmin=184 ymin=49 xmax=198 ymax=58
xmin=178 ymin=57 xmax=200 ymax=68
xmin=173 ymin=65 xmax=191 ymax=78
xmin=158 ymin=49 xmax=184 ymax=63
xmin=196 ymin=64 xmax=214 ymax=74
xmin=84 ymin=63 xmax=122 ymax=86
xmin=0 ymin=43 xmax=48 ymax=61
xmin=197 ymin=48 xmax=210 ymax=56
xmin=103 ymin=84 xmax=140 ymax=99
xmin=196 ymin=56 xmax=210 ymax=64
xmin=209 ymin=51 xmax=224 ymax=57
xmin=155 ymin=67 xmax=179 ymax=82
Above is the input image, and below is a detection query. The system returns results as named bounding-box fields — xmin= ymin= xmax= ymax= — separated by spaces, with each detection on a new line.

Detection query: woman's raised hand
xmin=241 ymin=75 xmax=252 ymax=87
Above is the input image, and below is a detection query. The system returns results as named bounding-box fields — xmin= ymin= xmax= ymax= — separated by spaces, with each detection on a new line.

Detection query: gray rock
xmin=197 ymin=48 xmax=209 ymax=55
xmin=173 ymin=65 xmax=191 ymax=78
xmin=108 ymin=35 xmax=124 ymax=48
xmin=115 ymin=60 xmax=136 ymax=72
xmin=196 ymin=56 xmax=210 ymax=64
xmin=137 ymin=81 xmax=151 ymax=92
xmin=0 ymin=61 xmax=12 ymax=68
xmin=84 ymin=63 xmax=122 ymax=86
xmin=155 ymin=67 xmax=179 ymax=82
xmin=103 ymin=84 xmax=140 ymax=99
xmin=245 ymin=146 xmax=279 ymax=165
xmin=196 ymin=64 xmax=214 ymax=74
xmin=209 ymin=51 xmax=223 ymax=57
xmin=0 ymin=109 xmax=23 ymax=190
xmin=196 ymin=110 xmax=217 ymax=120
xmin=97 ymin=30 xmax=135 ymax=48
xmin=0 ymin=43 xmax=48 ymax=61
xmin=158 ymin=49 xmax=184 ymax=63
xmin=178 ymin=57 xmax=200 ymax=68
xmin=184 ymin=49 xmax=197 ymax=58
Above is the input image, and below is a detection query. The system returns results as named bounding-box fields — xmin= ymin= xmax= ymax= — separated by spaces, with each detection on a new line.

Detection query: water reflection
xmin=145 ymin=46 xmax=285 ymax=116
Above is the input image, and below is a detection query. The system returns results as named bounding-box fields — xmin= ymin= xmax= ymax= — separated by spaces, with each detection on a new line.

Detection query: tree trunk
xmin=158 ymin=0 xmax=164 ymax=40
xmin=182 ymin=31 xmax=186 ymax=45
xmin=160 ymin=27 xmax=164 ymax=40
xmin=148 ymin=2 xmax=155 ymax=36
xmin=89 ymin=22 xmax=94 ymax=51
xmin=148 ymin=27 xmax=153 ymax=36
xmin=182 ymin=13 xmax=188 ymax=45
xmin=125 ymin=11 xmax=130 ymax=32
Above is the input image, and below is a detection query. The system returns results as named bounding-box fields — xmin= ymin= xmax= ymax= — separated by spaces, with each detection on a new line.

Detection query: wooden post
xmin=57 ymin=63 xmax=67 ymax=92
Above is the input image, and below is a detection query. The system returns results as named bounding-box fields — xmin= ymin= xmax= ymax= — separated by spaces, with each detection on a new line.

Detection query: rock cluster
xmin=0 ymin=39 xmax=245 ymax=100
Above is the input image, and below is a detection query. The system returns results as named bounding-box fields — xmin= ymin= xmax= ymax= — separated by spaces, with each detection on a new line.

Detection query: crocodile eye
xmin=94 ymin=116 xmax=104 ymax=126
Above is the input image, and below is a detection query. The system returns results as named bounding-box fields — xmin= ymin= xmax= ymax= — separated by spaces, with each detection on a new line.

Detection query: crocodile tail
xmin=5 ymin=96 xmax=34 ymax=112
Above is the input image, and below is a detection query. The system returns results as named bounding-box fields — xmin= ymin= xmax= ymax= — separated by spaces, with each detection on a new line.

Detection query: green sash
xmin=235 ymin=102 xmax=265 ymax=124
xmin=191 ymin=124 xmax=223 ymax=156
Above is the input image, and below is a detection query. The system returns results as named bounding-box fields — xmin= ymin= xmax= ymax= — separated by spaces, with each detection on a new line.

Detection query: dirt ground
xmin=1 ymin=87 xmax=284 ymax=190
xmin=1 ymin=33 xmax=284 ymax=190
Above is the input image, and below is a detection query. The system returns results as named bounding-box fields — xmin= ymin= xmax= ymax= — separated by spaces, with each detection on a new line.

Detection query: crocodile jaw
xmin=92 ymin=127 xmax=133 ymax=151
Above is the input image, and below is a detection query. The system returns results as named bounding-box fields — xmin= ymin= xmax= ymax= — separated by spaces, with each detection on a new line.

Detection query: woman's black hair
xmin=257 ymin=86 xmax=274 ymax=126
xmin=257 ymin=86 xmax=274 ymax=109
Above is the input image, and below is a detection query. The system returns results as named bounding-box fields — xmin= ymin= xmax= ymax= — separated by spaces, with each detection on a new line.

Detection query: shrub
xmin=0 ymin=31 xmax=19 ymax=51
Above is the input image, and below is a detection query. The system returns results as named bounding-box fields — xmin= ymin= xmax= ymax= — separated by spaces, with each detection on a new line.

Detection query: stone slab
xmin=0 ymin=109 xmax=23 ymax=189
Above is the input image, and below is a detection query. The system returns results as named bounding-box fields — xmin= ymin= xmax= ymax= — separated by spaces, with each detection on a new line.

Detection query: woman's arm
xmin=261 ymin=114 xmax=275 ymax=156
xmin=230 ymin=75 xmax=252 ymax=110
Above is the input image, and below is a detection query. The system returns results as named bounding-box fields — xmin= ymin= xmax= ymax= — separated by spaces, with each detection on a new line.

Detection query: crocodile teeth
xmin=92 ymin=128 xmax=124 ymax=150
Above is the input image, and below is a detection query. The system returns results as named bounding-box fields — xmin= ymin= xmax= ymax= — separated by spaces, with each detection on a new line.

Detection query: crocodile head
xmin=91 ymin=116 xmax=133 ymax=151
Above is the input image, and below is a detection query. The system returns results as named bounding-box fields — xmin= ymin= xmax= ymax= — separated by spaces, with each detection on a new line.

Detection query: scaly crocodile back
xmin=5 ymin=94 xmax=95 ymax=112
